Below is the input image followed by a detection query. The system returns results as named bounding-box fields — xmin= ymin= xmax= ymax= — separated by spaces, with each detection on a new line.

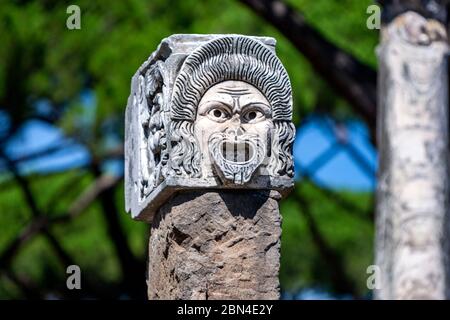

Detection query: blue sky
xmin=294 ymin=116 xmax=377 ymax=191
xmin=1 ymin=113 xmax=377 ymax=192
xmin=2 ymin=120 xmax=90 ymax=174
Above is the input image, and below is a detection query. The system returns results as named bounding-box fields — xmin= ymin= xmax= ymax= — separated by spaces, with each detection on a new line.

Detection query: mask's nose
xmin=226 ymin=126 xmax=244 ymax=136
xmin=225 ymin=117 xmax=245 ymax=136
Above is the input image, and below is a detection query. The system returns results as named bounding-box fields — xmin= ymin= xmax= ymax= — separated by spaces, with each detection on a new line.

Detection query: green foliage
xmin=0 ymin=0 xmax=378 ymax=132
xmin=0 ymin=0 xmax=377 ymax=298
xmin=280 ymin=182 xmax=373 ymax=296
xmin=0 ymin=171 xmax=144 ymax=298
xmin=289 ymin=0 xmax=378 ymax=67
xmin=0 ymin=171 xmax=374 ymax=298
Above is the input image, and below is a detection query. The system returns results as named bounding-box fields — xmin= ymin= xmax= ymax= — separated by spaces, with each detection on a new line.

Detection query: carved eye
xmin=242 ymin=109 xmax=266 ymax=123
xmin=207 ymin=107 xmax=231 ymax=122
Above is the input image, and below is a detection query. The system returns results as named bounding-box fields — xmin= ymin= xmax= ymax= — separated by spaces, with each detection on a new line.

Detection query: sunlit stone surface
xmin=125 ymin=34 xmax=295 ymax=222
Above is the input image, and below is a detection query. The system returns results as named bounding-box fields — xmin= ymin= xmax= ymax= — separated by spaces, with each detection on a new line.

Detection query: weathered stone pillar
xmin=376 ymin=1 xmax=450 ymax=299
xmin=147 ymin=190 xmax=281 ymax=299
xmin=124 ymin=35 xmax=295 ymax=299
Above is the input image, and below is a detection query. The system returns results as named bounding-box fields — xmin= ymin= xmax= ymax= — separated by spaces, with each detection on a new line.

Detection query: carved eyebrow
xmin=241 ymin=102 xmax=271 ymax=113
xmin=198 ymin=100 xmax=233 ymax=114
xmin=206 ymin=100 xmax=233 ymax=109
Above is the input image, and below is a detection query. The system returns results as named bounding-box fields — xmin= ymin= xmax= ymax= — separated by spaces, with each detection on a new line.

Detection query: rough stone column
xmin=124 ymin=35 xmax=295 ymax=299
xmin=375 ymin=1 xmax=450 ymax=299
xmin=147 ymin=191 xmax=281 ymax=299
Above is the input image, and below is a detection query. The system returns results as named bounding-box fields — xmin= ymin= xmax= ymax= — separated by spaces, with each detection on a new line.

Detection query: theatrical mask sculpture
xmin=125 ymin=34 xmax=295 ymax=221
xmin=195 ymin=80 xmax=273 ymax=185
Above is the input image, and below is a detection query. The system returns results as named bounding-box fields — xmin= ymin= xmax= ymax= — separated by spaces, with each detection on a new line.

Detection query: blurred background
xmin=0 ymin=0 xmax=379 ymax=299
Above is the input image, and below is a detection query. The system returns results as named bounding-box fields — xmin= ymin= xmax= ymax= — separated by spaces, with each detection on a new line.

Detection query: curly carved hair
xmin=168 ymin=35 xmax=295 ymax=178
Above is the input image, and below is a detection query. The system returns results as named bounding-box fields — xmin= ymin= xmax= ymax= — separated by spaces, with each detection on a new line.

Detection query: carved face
xmin=194 ymin=80 xmax=273 ymax=184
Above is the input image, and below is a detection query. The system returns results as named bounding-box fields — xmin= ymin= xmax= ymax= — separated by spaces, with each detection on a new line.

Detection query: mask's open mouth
xmin=220 ymin=139 xmax=256 ymax=164
xmin=209 ymin=133 xmax=265 ymax=185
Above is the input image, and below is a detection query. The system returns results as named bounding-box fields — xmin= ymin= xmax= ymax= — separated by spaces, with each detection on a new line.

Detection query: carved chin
xmin=209 ymin=133 xmax=265 ymax=185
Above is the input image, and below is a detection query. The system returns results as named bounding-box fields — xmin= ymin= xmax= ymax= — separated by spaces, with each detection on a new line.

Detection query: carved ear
xmin=168 ymin=121 xmax=202 ymax=177
xmin=268 ymin=121 xmax=296 ymax=177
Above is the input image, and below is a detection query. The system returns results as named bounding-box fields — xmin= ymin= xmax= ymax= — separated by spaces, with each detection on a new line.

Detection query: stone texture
xmin=125 ymin=34 xmax=294 ymax=300
xmin=124 ymin=34 xmax=294 ymax=222
xmin=147 ymin=190 xmax=282 ymax=300
xmin=375 ymin=8 xmax=450 ymax=299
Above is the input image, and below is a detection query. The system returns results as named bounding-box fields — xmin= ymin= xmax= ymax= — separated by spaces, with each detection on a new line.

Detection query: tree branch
xmin=90 ymin=164 xmax=146 ymax=299
xmin=239 ymin=0 xmax=377 ymax=135
xmin=293 ymin=192 xmax=359 ymax=297
xmin=0 ymin=174 xmax=121 ymax=271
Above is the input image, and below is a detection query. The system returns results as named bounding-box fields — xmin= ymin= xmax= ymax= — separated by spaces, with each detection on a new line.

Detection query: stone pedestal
xmin=147 ymin=190 xmax=281 ymax=300
xmin=124 ymin=34 xmax=294 ymax=300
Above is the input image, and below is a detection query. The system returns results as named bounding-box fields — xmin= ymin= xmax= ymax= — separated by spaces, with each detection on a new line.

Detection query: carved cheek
xmin=251 ymin=121 xmax=273 ymax=149
xmin=194 ymin=118 xmax=210 ymax=140
xmin=195 ymin=117 xmax=226 ymax=157
xmin=242 ymin=120 xmax=271 ymax=135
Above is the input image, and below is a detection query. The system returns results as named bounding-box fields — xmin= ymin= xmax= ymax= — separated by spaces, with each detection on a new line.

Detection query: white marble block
xmin=125 ymin=34 xmax=295 ymax=222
